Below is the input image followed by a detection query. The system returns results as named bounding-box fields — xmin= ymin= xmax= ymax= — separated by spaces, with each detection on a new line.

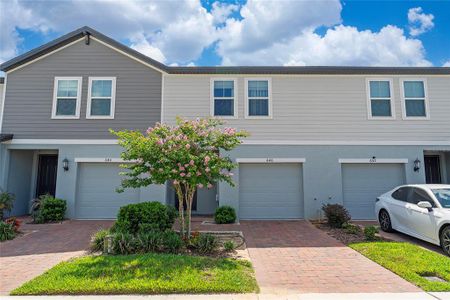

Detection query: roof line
xmin=0 ymin=26 xmax=168 ymax=73
xmin=1 ymin=26 xmax=449 ymax=75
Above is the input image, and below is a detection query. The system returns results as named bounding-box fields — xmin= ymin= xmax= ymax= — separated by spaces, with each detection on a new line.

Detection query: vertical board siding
xmin=163 ymin=75 xmax=450 ymax=141
xmin=2 ymin=39 xmax=162 ymax=139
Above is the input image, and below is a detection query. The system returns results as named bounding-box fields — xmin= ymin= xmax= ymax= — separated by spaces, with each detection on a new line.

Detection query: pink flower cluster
xmin=223 ymin=127 xmax=236 ymax=135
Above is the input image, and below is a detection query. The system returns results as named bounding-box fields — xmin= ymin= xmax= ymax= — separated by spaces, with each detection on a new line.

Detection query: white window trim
xmin=400 ymin=78 xmax=430 ymax=120
xmin=210 ymin=78 xmax=238 ymax=119
xmin=366 ymin=78 xmax=395 ymax=120
xmin=51 ymin=76 xmax=82 ymax=119
xmin=86 ymin=76 xmax=116 ymax=119
xmin=245 ymin=78 xmax=273 ymax=119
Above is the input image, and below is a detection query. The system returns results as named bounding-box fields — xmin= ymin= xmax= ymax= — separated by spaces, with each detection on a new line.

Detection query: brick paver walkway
xmin=239 ymin=220 xmax=421 ymax=294
xmin=0 ymin=218 xmax=113 ymax=295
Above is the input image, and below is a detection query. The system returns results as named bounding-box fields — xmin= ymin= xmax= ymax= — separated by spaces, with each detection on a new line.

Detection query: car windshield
xmin=432 ymin=189 xmax=450 ymax=208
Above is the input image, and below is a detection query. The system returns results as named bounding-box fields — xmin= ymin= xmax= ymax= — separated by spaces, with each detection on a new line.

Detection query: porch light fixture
xmin=413 ymin=158 xmax=421 ymax=172
xmin=62 ymin=158 xmax=69 ymax=171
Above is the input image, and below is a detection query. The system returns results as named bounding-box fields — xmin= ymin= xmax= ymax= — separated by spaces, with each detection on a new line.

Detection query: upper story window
xmin=211 ymin=79 xmax=236 ymax=118
xmin=401 ymin=79 xmax=428 ymax=119
xmin=51 ymin=77 xmax=82 ymax=119
xmin=87 ymin=77 xmax=116 ymax=119
xmin=367 ymin=79 xmax=394 ymax=119
xmin=246 ymin=78 xmax=272 ymax=118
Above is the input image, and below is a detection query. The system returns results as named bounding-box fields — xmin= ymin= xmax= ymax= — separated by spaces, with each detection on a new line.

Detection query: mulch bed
xmin=313 ymin=221 xmax=386 ymax=245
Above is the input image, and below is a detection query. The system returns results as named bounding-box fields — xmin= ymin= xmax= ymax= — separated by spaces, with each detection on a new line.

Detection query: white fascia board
xmin=5 ymin=139 xmax=118 ymax=145
xmin=236 ymin=158 xmax=306 ymax=163
xmin=338 ymin=158 xmax=409 ymax=164
xmin=74 ymin=157 xmax=136 ymax=163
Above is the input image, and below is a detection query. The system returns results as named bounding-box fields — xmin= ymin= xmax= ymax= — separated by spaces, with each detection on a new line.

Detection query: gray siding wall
xmin=163 ymin=75 xmax=450 ymax=141
xmin=2 ymin=39 xmax=162 ymax=139
xmin=7 ymin=150 xmax=34 ymax=216
xmin=219 ymin=144 xmax=450 ymax=219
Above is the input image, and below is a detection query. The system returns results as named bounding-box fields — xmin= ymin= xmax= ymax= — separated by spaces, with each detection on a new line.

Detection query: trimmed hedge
xmin=214 ymin=206 xmax=236 ymax=224
xmin=35 ymin=196 xmax=66 ymax=223
xmin=113 ymin=202 xmax=178 ymax=235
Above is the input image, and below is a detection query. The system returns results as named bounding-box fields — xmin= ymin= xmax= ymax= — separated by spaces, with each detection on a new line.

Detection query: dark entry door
xmin=36 ymin=155 xmax=58 ymax=197
xmin=425 ymin=155 xmax=442 ymax=184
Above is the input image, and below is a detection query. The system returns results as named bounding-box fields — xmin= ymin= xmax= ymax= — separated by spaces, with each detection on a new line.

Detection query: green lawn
xmin=350 ymin=242 xmax=450 ymax=292
xmin=11 ymin=253 xmax=258 ymax=295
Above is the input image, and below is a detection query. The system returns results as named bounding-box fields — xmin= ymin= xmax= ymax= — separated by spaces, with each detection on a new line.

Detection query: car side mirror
xmin=417 ymin=201 xmax=433 ymax=211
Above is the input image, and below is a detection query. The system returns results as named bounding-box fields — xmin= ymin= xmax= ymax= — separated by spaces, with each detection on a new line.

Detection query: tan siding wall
xmin=163 ymin=75 xmax=450 ymax=141
xmin=2 ymin=39 xmax=162 ymax=139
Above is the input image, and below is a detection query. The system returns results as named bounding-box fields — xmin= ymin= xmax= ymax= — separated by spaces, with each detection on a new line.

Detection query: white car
xmin=375 ymin=184 xmax=450 ymax=256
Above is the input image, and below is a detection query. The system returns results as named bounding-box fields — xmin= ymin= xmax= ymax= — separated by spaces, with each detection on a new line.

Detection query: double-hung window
xmin=367 ymin=79 xmax=394 ymax=119
xmin=246 ymin=79 xmax=271 ymax=118
xmin=87 ymin=77 xmax=116 ymax=119
xmin=401 ymin=79 xmax=428 ymax=119
xmin=211 ymin=79 xmax=236 ymax=117
xmin=52 ymin=77 xmax=82 ymax=119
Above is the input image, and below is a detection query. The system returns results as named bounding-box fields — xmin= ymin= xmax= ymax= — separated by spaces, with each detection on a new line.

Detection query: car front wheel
xmin=440 ymin=226 xmax=450 ymax=256
xmin=379 ymin=210 xmax=393 ymax=232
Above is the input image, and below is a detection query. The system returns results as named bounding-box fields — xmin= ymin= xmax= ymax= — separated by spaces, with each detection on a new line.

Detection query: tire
xmin=379 ymin=209 xmax=393 ymax=232
xmin=440 ymin=226 xmax=450 ymax=257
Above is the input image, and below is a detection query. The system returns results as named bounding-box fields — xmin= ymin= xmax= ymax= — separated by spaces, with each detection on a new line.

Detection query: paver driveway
xmin=240 ymin=220 xmax=421 ymax=294
xmin=0 ymin=218 xmax=113 ymax=295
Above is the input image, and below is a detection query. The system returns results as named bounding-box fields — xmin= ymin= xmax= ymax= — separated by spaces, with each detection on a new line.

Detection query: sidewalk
xmin=2 ymin=293 xmax=450 ymax=300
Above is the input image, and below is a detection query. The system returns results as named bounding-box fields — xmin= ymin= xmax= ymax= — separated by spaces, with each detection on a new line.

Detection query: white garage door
xmin=76 ymin=163 xmax=139 ymax=219
xmin=342 ymin=163 xmax=405 ymax=220
xmin=239 ymin=163 xmax=303 ymax=219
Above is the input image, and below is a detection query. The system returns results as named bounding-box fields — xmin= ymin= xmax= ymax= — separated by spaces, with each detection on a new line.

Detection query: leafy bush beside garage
xmin=31 ymin=195 xmax=67 ymax=223
xmin=214 ymin=206 xmax=236 ymax=224
xmin=322 ymin=203 xmax=351 ymax=228
xmin=112 ymin=202 xmax=177 ymax=234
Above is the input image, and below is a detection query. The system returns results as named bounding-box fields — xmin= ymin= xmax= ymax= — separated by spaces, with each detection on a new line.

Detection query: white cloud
xmin=408 ymin=7 xmax=434 ymax=36
xmin=218 ymin=0 xmax=342 ymax=54
xmin=443 ymin=60 xmax=450 ymax=67
xmin=0 ymin=0 xmax=216 ymax=65
xmin=211 ymin=2 xmax=239 ymax=25
xmin=0 ymin=0 xmax=437 ymax=67
xmin=217 ymin=1 xmax=431 ymax=67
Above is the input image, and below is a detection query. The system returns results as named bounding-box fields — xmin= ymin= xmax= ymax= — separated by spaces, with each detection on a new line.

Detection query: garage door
xmin=76 ymin=163 xmax=139 ymax=219
xmin=239 ymin=163 xmax=303 ymax=219
xmin=342 ymin=163 xmax=405 ymax=220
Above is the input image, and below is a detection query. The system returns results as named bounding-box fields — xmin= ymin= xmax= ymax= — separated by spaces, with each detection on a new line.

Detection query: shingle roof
xmin=1 ymin=26 xmax=449 ymax=75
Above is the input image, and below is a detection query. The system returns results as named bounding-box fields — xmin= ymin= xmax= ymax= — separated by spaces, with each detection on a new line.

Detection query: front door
xmin=424 ymin=155 xmax=441 ymax=184
xmin=35 ymin=155 xmax=58 ymax=197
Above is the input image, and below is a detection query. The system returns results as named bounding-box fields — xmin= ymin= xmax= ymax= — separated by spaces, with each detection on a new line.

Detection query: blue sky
xmin=1 ymin=0 xmax=449 ymax=67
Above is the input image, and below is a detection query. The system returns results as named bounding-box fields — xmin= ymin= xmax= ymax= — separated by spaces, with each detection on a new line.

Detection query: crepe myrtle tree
xmin=111 ymin=117 xmax=248 ymax=238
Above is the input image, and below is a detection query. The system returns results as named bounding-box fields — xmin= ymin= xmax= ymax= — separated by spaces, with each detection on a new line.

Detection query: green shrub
xmin=0 ymin=221 xmax=15 ymax=241
xmin=114 ymin=202 xmax=177 ymax=235
xmin=112 ymin=232 xmax=138 ymax=255
xmin=0 ymin=189 xmax=15 ymax=220
xmin=191 ymin=233 xmax=218 ymax=254
xmin=34 ymin=195 xmax=66 ymax=223
xmin=342 ymin=223 xmax=361 ymax=235
xmin=214 ymin=206 xmax=236 ymax=224
xmin=322 ymin=204 xmax=351 ymax=228
xmin=223 ymin=240 xmax=235 ymax=252
xmin=136 ymin=231 xmax=164 ymax=253
xmin=90 ymin=229 xmax=110 ymax=253
xmin=364 ymin=226 xmax=379 ymax=241
xmin=161 ymin=231 xmax=183 ymax=254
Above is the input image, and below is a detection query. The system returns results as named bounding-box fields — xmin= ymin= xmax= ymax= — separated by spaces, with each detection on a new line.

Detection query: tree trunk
xmin=185 ymin=186 xmax=195 ymax=238
xmin=174 ymin=184 xmax=185 ymax=239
